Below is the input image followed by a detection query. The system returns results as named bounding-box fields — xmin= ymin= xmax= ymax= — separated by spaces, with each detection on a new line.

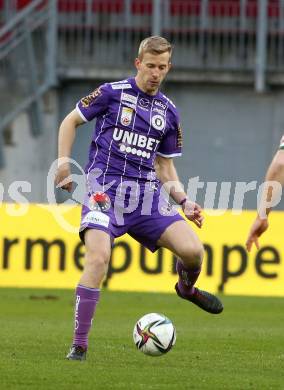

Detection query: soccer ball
xmin=133 ymin=313 xmax=176 ymax=356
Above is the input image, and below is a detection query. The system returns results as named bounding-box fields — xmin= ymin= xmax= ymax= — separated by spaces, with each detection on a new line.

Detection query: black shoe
xmin=66 ymin=345 xmax=87 ymax=361
xmin=175 ymin=283 xmax=223 ymax=314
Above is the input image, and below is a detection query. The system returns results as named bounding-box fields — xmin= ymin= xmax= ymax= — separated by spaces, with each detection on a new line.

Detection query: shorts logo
xmin=120 ymin=107 xmax=133 ymax=126
xmin=160 ymin=203 xmax=174 ymax=216
xmin=151 ymin=114 xmax=165 ymax=131
xmin=83 ymin=211 xmax=110 ymax=227
xmin=89 ymin=191 xmax=111 ymax=212
xmin=139 ymin=98 xmax=150 ymax=108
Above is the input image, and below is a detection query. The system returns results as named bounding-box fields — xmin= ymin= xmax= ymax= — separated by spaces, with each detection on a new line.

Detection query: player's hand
xmin=55 ymin=163 xmax=73 ymax=193
xmin=245 ymin=217 xmax=269 ymax=252
xmin=182 ymin=200 xmax=204 ymax=228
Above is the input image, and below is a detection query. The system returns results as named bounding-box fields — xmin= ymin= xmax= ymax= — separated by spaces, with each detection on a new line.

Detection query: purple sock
xmin=176 ymin=260 xmax=201 ymax=297
xmin=73 ymin=285 xmax=100 ymax=349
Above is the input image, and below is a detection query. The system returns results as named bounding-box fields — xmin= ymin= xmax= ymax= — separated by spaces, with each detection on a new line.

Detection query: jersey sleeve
xmin=156 ymin=110 xmax=183 ymax=158
xmin=76 ymin=83 xmax=110 ymax=122
xmin=279 ymin=135 xmax=284 ymax=150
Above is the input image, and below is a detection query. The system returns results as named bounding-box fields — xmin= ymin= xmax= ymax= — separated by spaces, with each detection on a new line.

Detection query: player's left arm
xmin=246 ymin=149 xmax=284 ymax=251
xmin=155 ymin=155 xmax=204 ymax=228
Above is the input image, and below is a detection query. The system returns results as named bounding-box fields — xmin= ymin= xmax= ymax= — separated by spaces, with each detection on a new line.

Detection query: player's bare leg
xmin=79 ymin=229 xmax=112 ymax=288
xmin=66 ymin=229 xmax=111 ymax=361
xmin=157 ymin=221 xmax=223 ymax=314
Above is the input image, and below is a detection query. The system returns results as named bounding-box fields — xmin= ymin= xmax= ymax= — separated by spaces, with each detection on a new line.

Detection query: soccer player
xmin=246 ymin=136 xmax=284 ymax=251
xmin=55 ymin=36 xmax=223 ymax=361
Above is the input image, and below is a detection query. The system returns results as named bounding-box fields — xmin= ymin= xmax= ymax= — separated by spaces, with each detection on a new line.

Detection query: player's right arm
xmin=55 ymin=109 xmax=85 ymax=192
xmin=55 ymin=84 xmax=110 ymax=192
xmin=246 ymin=148 xmax=284 ymax=251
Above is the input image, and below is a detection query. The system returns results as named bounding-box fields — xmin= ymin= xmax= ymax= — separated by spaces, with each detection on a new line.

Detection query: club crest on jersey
xmin=120 ymin=107 xmax=133 ymax=126
xmin=151 ymin=114 xmax=165 ymax=131
xmin=89 ymin=191 xmax=111 ymax=212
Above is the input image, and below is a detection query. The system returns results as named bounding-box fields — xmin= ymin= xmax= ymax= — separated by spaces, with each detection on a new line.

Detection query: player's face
xmin=135 ymin=52 xmax=171 ymax=95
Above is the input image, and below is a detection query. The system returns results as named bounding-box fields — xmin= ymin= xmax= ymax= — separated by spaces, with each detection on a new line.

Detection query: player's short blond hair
xmin=138 ymin=36 xmax=172 ymax=61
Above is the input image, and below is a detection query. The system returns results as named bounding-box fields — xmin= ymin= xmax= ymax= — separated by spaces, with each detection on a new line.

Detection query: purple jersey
xmin=76 ymin=77 xmax=183 ymax=185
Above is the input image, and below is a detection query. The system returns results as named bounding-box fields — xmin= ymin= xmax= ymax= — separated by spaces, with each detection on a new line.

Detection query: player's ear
xmin=168 ymin=62 xmax=172 ymax=71
xmin=135 ymin=57 xmax=141 ymax=70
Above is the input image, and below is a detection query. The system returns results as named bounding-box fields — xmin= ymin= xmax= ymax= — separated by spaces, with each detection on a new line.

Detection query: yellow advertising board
xmin=0 ymin=203 xmax=283 ymax=296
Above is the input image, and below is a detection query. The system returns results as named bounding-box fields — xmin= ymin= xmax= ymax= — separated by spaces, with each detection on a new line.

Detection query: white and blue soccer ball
xmin=133 ymin=313 xmax=176 ymax=356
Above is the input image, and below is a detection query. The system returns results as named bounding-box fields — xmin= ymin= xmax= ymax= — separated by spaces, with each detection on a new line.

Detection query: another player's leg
xmin=66 ymin=229 xmax=111 ymax=361
xmin=157 ymin=221 xmax=223 ymax=314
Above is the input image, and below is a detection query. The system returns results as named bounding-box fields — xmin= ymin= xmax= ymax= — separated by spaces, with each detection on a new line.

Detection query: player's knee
xmin=191 ymin=244 xmax=204 ymax=265
xmin=181 ymin=242 xmax=204 ymax=267
xmin=85 ymin=249 xmax=110 ymax=269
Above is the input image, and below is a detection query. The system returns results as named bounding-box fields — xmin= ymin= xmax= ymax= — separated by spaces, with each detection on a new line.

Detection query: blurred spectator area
xmin=0 ymin=1 xmax=282 ymax=30
xmin=1 ymin=1 xmax=284 ymax=74
xmin=0 ymin=0 xmax=284 ymax=34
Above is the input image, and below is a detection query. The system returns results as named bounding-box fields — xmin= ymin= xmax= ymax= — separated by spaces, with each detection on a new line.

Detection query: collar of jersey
xmin=129 ymin=77 xmax=161 ymax=98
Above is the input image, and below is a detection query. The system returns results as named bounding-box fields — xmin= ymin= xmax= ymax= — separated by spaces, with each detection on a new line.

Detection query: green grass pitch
xmin=1 ymin=288 xmax=284 ymax=390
